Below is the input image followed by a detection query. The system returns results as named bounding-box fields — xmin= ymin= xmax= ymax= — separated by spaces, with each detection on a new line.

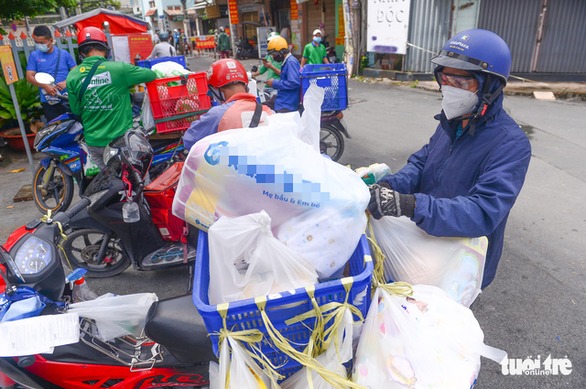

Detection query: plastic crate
xmin=136 ymin=56 xmax=186 ymax=69
xmin=146 ymin=72 xmax=211 ymax=133
xmin=192 ymin=231 xmax=373 ymax=379
xmin=300 ymin=63 xmax=348 ymax=111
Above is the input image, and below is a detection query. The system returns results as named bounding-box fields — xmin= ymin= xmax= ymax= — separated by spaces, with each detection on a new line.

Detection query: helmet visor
xmin=431 ymin=50 xmax=486 ymax=72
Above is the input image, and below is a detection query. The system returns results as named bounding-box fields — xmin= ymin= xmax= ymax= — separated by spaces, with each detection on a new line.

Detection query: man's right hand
xmin=43 ymin=84 xmax=59 ymax=96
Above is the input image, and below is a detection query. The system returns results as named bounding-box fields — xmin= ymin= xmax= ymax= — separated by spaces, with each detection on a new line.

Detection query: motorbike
xmin=53 ymin=130 xmax=198 ymax=278
xmin=32 ymin=73 xmax=186 ymax=214
xmin=236 ymin=38 xmax=258 ymax=60
xmin=0 ymin=199 xmax=215 ymax=388
xmin=249 ymin=67 xmax=350 ymax=162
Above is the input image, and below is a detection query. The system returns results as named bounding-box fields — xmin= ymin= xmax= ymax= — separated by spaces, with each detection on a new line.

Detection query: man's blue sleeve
xmin=183 ymin=106 xmax=227 ymax=150
xmin=273 ymin=61 xmax=300 ymax=92
xmin=65 ymin=51 xmax=77 ymax=69
xmin=26 ymin=51 xmax=38 ymax=71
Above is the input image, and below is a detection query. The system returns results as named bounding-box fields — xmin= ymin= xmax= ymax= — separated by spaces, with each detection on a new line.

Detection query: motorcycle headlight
xmin=33 ymin=124 xmax=57 ymax=149
xmin=13 ymin=236 xmax=53 ymax=276
xmin=103 ymin=144 xmax=118 ymax=167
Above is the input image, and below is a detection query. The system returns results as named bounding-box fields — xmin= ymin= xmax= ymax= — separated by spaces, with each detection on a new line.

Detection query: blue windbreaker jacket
xmin=380 ymin=93 xmax=531 ymax=288
xmin=272 ymin=54 xmax=300 ymax=112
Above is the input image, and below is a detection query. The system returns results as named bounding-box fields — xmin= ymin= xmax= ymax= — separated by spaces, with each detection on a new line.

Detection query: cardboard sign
xmin=0 ymin=46 xmax=18 ymax=84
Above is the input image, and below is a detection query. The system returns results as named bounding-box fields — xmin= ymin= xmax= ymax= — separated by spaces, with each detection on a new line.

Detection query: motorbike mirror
xmin=35 ymin=72 xmax=55 ymax=85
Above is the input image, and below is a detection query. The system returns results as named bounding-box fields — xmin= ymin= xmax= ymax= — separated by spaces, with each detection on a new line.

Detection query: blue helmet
xmin=431 ymin=29 xmax=511 ymax=84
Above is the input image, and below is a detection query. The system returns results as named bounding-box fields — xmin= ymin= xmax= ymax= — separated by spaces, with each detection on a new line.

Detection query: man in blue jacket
xmin=368 ymin=29 xmax=531 ymax=288
xmin=265 ymin=36 xmax=300 ymax=112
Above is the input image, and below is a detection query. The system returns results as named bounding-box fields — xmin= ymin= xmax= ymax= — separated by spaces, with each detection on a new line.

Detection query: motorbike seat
xmin=145 ymin=294 xmax=217 ymax=364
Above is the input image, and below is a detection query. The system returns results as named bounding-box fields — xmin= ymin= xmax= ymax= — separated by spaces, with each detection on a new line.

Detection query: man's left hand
xmin=367 ymin=184 xmax=415 ymax=219
xmin=266 ymin=79 xmax=274 ymax=87
xmin=56 ymin=81 xmax=66 ymax=91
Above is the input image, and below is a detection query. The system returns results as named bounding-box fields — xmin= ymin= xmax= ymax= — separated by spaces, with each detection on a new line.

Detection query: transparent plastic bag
xmin=68 ymin=293 xmax=158 ymax=341
xmin=369 ymin=216 xmax=487 ymax=307
xmin=213 ymin=336 xmax=272 ymax=389
xmin=352 ymin=284 xmax=506 ymax=388
xmin=208 ymin=211 xmax=318 ymax=304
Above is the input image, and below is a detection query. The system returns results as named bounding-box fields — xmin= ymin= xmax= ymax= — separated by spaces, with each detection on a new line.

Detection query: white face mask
xmin=441 ymin=85 xmax=479 ymax=120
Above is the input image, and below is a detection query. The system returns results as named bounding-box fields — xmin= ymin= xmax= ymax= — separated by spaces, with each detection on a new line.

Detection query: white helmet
xmin=313 ymin=29 xmax=322 ymax=36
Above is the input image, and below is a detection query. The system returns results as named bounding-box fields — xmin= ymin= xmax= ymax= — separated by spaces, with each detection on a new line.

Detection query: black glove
xmin=368 ymin=184 xmax=415 ymax=219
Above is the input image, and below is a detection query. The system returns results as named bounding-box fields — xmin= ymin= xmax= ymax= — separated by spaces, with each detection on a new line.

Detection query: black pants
xmin=42 ymin=102 xmax=68 ymax=122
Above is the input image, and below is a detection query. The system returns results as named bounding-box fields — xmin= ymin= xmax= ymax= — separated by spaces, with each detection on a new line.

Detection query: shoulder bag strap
xmin=249 ymin=101 xmax=263 ymax=128
xmin=77 ymin=59 xmax=105 ymax=104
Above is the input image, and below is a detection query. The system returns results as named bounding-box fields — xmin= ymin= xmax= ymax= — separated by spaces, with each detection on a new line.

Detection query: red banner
xmin=128 ymin=33 xmax=153 ymax=63
xmin=195 ymin=36 xmax=216 ymax=50
xmin=228 ymin=0 xmax=239 ymax=25
xmin=291 ymin=0 xmax=298 ymax=20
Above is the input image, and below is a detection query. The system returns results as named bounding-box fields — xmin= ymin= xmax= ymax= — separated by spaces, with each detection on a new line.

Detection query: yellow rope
xmin=257 ymin=296 xmax=366 ymax=389
xmin=40 ymin=210 xmax=73 ymax=271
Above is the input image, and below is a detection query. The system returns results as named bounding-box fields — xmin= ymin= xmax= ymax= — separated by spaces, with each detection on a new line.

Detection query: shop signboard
xmin=367 ymin=0 xmax=411 ymax=54
xmin=257 ymin=26 xmax=276 ymax=58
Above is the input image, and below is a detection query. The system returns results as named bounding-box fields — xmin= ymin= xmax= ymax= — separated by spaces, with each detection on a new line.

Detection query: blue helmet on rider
xmin=431 ymin=29 xmax=511 ymax=85
xmin=431 ymin=29 xmax=511 ymax=120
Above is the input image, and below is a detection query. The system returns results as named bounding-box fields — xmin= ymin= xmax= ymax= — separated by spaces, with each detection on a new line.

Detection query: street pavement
xmin=0 ymin=54 xmax=584 ymax=388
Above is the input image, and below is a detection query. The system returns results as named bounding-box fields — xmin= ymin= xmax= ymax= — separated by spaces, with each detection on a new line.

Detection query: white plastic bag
xmin=140 ymin=93 xmax=155 ymax=132
xmin=208 ymin=211 xmax=318 ymax=304
xmin=369 ymin=216 xmax=487 ymax=307
xmin=69 ymin=293 xmax=158 ymax=341
xmin=152 ymin=61 xmax=190 ymax=78
xmin=213 ymin=336 xmax=272 ymax=389
xmin=173 ymin=87 xmax=369 ymax=277
xmin=352 ymin=284 xmax=506 ymax=388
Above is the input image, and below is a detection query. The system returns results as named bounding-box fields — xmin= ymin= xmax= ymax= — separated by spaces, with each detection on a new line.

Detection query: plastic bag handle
xmin=480 ymin=343 xmax=508 ymax=364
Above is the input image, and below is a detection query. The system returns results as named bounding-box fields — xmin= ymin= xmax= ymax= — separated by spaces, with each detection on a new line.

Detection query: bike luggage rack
xmin=192 ymin=232 xmax=373 ymax=380
xmin=300 ymin=63 xmax=349 ymax=111
xmin=78 ymin=318 xmax=163 ymax=371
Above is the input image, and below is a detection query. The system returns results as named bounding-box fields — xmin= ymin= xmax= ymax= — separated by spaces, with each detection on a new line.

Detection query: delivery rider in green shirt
xmin=66 ymin=27 xmax=156 ymax=170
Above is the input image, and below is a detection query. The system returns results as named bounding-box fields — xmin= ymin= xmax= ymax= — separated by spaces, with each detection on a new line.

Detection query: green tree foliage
xmin=0 ymin=0 xmax=76 ymax=21
xmin=78 ymin=0 xmax=121 ymax=13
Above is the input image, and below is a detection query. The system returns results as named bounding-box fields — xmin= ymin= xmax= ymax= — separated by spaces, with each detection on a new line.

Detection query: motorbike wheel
xmin=61 ymin=229 xmax=131 ymax=278
xmin=33 ymin=163 xmax=74 ymax=214
xmin=320 ymin=124 xmax=345 ymax=162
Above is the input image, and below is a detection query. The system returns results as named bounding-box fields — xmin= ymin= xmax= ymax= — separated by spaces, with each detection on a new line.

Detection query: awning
xmin=145 ymin=8 xmax=157 ymax=17
xmin=53 ymin=8 xmax=149 ymax=34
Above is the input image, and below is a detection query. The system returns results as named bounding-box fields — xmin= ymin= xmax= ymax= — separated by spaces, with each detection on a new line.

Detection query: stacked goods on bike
xmin=143 ymin=61 xmax=211 ymax=134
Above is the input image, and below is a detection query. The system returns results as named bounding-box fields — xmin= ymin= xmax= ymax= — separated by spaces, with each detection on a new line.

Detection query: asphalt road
xmin=0 ymin=55 xmax=584 ymax=388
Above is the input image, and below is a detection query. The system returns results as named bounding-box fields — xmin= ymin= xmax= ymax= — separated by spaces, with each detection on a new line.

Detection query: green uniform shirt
xmin=217 ymin=32 xmax=231 ymax=51
xmin=66 ymin=56 xmax=156 ymax=147
xmin=302 ymin=42 xmax=327 ymax=65
xmin=258 ymin=55 xmax=282 ymax=81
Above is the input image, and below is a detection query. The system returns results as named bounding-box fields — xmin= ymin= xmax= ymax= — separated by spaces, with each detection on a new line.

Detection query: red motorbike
xmin=0 ymin=198 xmax=214 ymax=388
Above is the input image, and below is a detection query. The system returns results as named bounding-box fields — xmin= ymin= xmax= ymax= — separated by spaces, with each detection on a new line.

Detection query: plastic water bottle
xmin=66 ymin=268 xmax=98 ymax=302
xmin=72 ymin=277 xmax=98 ymax=302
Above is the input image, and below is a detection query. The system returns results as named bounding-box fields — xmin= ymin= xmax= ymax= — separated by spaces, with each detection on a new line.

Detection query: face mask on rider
xmin=35 ymin=43 xmax=50 ymax=53
xmin=313 ymin=37 xmax=322 ymax=44
xmin=441 ymin=85 xmax=479 ymax=120
xmin=271 ymin=52 xmax=284 ymax=63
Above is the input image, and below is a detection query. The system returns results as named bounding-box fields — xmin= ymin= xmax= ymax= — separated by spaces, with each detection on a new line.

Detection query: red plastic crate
xmin=146 ymin=72 xmax=211 ymax=133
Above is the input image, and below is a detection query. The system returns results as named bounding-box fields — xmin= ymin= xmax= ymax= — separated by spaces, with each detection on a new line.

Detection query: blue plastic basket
xmin=300 ymin=63 xmax=348 ymax=111
xmin=192 ymin=231 xmax=372 ymax=379
xmin=136 ymin=56 xmax=186 ymax=69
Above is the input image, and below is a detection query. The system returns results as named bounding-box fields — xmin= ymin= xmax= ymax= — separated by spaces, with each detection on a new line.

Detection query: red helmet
xmin=207 ymin=59 xmax=248 ymax=88
xmin=77 ymin=26 xmax=109 ymax=53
